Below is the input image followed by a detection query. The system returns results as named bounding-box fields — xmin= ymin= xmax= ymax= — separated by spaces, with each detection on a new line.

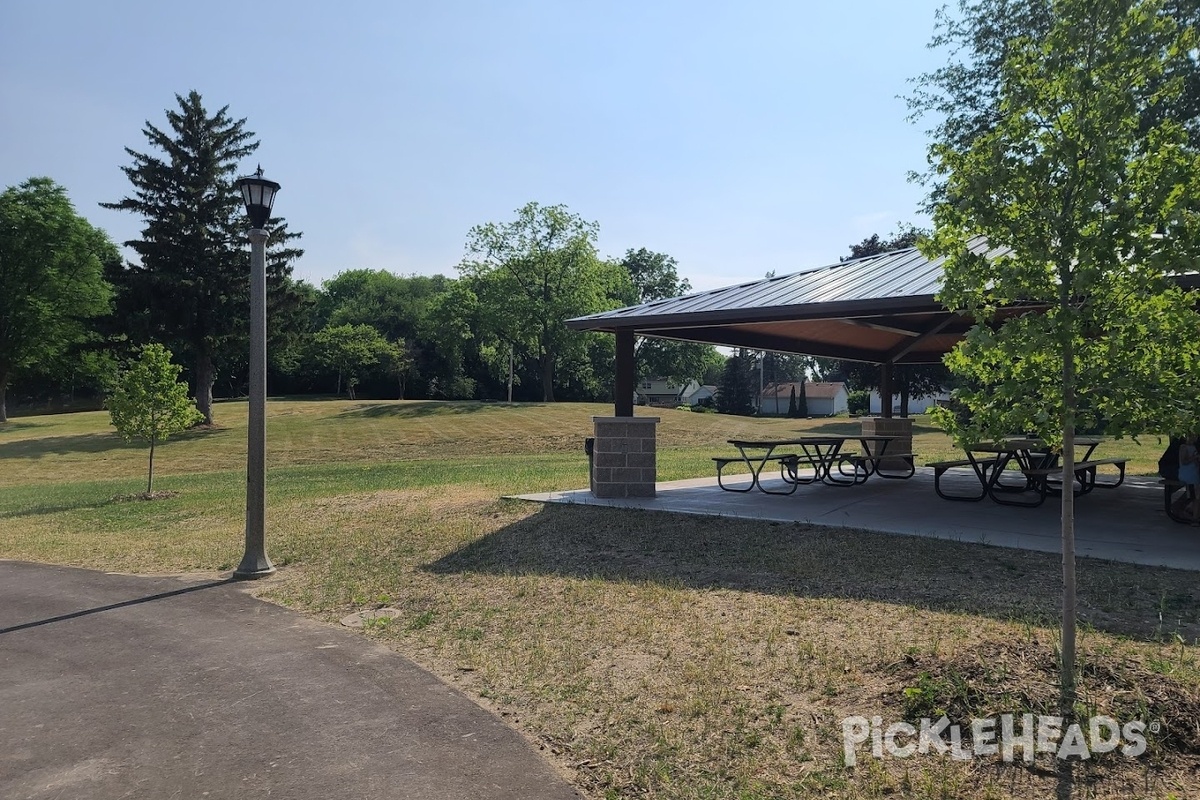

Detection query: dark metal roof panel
xmin=568 ymin=236 xmax=1006 ymax=329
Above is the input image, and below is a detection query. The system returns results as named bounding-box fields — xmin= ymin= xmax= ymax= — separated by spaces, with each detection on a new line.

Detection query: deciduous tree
xmin=107 ymin=343 xmax=203 ymax=495
xmin=915 ymin=0 xmax=1200 ymax=705
xmin=841 ymin=225 xmax=925 ymax=261
xmin=459 ymin=202 xmax=630 ymax=401
xmin=0 ymin=178 xmax=116 ymax=422
xmin=309 ymin=323 xmax=397 ymax=397
xmin=619 ymin=247 xmax=725 ymax=386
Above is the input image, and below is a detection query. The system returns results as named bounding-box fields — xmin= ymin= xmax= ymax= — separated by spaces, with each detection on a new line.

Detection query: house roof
xmin=565 ymin=237 xmax=1008 ymax=365
xmin=805 ymin=382 xmax=847 ymax=400
xmin=763 ymin=381 xmax=845 ymax=400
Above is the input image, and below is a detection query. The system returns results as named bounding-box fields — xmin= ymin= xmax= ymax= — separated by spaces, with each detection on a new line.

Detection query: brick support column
xmin=861 ymin=416 xmax=913 ymax=470
xmin=592 ymin=416 xmax=659 ymax=498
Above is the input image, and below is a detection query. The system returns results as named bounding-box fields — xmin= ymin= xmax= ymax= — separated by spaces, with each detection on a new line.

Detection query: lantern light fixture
xmin=236 ymin=165 xmax=280 ymax=229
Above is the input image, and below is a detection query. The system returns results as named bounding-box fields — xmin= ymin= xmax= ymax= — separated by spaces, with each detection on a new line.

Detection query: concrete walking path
xmin=0 ymin=561 xmax=579 ymax=800
xmin=517 ymin=469 xmax=1200 ymax=572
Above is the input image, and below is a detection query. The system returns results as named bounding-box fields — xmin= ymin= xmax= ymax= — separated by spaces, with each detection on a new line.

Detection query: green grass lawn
xmin=3 ymin=399 xmax=1197 ymax=799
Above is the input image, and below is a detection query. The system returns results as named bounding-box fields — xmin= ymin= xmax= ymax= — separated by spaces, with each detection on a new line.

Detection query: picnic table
xmin=716 ymin=435 xmax=914 ymax=494
xmin=928 ymin=437 xmax=1127 ymax=507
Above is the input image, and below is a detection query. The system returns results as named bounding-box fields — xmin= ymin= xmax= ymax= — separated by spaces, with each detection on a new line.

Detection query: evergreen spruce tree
xmin=787 ymin=385 xmax=797 ymax=418
xmin=797 ymin=379 xmax=808 ymax=417
xmin=103 ymin=91 xmax=303 ymax=424
xmin=717 ymin=350 xmax=756 ymax=416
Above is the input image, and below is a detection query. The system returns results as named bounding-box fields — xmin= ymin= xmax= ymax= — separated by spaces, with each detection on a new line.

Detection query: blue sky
xmin=1 ymin=1 xmax=948 ymax=292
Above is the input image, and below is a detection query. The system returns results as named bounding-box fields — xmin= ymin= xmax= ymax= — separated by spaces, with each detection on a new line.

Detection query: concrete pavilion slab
xmin=514 ymin=469 xmax=1200 ymax=572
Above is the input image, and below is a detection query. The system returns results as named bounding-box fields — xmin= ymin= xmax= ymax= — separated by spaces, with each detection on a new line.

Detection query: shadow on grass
xmin=0 ymin=421 xmax=42 ymax=435
xmin=803 ymin=419 xmax=945 ymax=436
xmin=0 ymin=425 xmax=225 ymax=459
xmin=337 ymin=401 xmax=537 ymax=419
xmin=426 ymin=503 xmax=1200 ymax=643
xmin=0 ymin=498 xmax=113 ymax=520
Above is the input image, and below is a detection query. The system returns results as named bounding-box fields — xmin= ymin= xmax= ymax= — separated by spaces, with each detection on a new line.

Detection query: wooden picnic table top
xmin=966 ymin=437 xmax=1102 ymax=453
xmin=728 ymin=435 xmax=901 ymax=449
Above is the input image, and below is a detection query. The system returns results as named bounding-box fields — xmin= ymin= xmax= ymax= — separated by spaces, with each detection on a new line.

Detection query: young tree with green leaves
xmin=107 ymin=344 xmax=204 ymax=495
xmin=103 ymin=90 xmax=303 ymax=425
xmin=915 ymin=0 xmax=1200 ymax=705
xmin=309 ymin=323 xmax=398 ymax=397
xmin=313 ymin=269 xmax=471 ymax=398
xmin=459 ymin=202 xmax=631 ymax=401
xmin=0 ymin=178 xmax=117 ymax=422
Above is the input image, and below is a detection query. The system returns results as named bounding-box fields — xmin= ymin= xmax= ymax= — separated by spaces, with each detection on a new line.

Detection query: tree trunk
xmin=1060 ymin=324 xmax=1077 ymax=710
xmin=195 ymin=351 xmax=215 ymax=425
xmin=900 ymin=383 xmax=910 ymax=418
xmin=0 ymin=376 xmax=7 ymax=423
xmin=540 ymin=353 xmax=555 ymax=402
xmin=147 ymin=435 xmax=156 ymax=495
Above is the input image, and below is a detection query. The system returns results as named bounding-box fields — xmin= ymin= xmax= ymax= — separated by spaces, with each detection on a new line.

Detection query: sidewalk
xmin=0 ymin=561 xmax=580 ymax=800
xmin=516 ymin=470 xmax=1200 ymax=571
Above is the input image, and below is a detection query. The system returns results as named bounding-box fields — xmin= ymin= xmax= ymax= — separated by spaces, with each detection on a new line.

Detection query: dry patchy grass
xmin=260 ymin=486 xmax=1200 ymax=799
xmin=3 ymin=400 xmax=1198 ymax=799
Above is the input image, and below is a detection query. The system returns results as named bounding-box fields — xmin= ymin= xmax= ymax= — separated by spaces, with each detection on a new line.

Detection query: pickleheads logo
xmin=841 ymin=714 xmax=1149 ymax=766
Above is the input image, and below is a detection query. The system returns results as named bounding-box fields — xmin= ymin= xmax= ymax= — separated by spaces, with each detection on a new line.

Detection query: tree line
xmin=0 ymin=92 xmax=738 ymax=423
xmin=1 ymin=90 xmax=948 ymax=426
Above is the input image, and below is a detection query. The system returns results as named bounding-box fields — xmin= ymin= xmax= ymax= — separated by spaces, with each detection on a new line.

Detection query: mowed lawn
xmin=3 ymin=399 xmax=1198 ymax=799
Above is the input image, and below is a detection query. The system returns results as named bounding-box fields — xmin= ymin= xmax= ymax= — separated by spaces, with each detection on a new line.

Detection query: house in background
xmin=758 ymin=381 xmax=848 ymax=416
xmin=637 ymin=379 xmax=718 ymax=407
xmin=868 ymin=391 xmax=951 ymax=416
xmin=681 ymin=382 xmax=718 ymax=407
xmin=636 ymin=379 xmax=691 ymax=407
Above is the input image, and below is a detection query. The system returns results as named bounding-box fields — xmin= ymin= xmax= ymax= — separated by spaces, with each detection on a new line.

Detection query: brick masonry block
xmin=594 ymin=437 xmax=630 ymax=454
xmin=592 ymin=483 xmax=624 ymax=498
xmin=627 ymin=482 xmax=656 ymax=498
xmin=626 ymin=452 xmax=655 ymax=469
xmin=594 ymin=451 xmax=627 ymax=469
xmin=594 ymin=421 xmax=628 ymax=438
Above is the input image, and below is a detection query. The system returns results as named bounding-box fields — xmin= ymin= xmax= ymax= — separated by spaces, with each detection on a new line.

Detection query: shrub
xmin=847 ymin=389 xmax=871 ymax=416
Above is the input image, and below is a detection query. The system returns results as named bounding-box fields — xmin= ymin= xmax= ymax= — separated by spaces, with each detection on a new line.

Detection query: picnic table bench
xmin=929 ymin=439 xmax=1126 ymax=507
xmin=837 ymin=450 xmax=915 ymax=481
xmin=716 ymin=435 xmax=912 ymax=493
xmin=1163 ymin=478 xmax=1195 ymax=524
xmin=712 ymin=452 xmax=803 ymax=495
xmin=928 ymin=458 xmax=989 ymax=501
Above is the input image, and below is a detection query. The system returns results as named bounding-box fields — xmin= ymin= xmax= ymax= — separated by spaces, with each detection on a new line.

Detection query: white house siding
xmin=869 ymin=392 xmax=950 ymax=415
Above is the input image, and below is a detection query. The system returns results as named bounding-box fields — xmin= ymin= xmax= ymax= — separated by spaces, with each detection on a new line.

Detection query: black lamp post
xmin=233 ymin=166 xmax=280 ymax=579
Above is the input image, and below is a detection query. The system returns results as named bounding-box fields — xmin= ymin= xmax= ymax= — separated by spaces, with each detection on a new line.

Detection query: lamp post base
xmin=233 ymin=552 xmax=276 ymax=580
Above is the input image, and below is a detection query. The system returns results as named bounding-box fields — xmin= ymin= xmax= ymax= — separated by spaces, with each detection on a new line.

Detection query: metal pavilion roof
xmin=566 ymin=236 xmax=1009 ymax=365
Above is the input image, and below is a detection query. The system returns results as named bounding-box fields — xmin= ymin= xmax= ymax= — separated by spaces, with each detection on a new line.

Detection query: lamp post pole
xmin=234 ymin=167 xmax=280 ymax=580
